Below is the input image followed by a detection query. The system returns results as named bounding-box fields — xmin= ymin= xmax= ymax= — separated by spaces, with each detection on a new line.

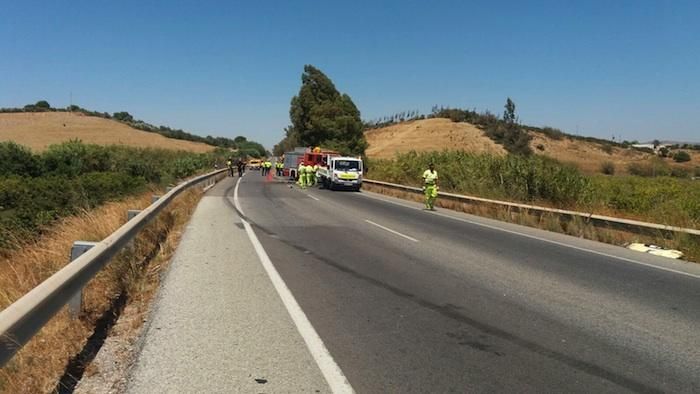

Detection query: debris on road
xmin=626 ymin=243 xmax=684 ymax=259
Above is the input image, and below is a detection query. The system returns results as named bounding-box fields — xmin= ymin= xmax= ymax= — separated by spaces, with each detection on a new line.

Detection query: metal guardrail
xmin=363 ymin=179 xmax=700 ymax=237
xmin=0 ymin=168 xmax=227 ymax=366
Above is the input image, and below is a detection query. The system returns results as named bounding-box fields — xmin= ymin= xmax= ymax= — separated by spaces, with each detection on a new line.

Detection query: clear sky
xmin=1 ymin=0 xmax=698 ymax=148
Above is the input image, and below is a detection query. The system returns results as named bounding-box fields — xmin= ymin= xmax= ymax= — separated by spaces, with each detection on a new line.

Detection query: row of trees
xmin=274 ymin=65 xmax=366 ymax=156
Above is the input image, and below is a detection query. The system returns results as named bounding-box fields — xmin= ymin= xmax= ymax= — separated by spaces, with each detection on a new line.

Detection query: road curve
xmin=236 ymin=171 xmax=700 ymax=393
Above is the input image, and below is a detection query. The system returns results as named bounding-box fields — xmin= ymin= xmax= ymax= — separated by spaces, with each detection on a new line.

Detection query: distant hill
xmin=365 ymin=118 xmax=700 ymax=175
xmin=0 ymin=112 xmax=214 ymax=153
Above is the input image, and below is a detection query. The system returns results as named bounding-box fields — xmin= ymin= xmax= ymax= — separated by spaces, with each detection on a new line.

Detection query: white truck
xmin=317 ymin=156 xmax=363 ymax=191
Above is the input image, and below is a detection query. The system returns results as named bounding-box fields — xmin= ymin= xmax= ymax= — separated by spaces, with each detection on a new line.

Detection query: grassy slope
xmin=0 ymin=112 xmax=214 ymax=153
xmin=365 ymin=118 xmax=700 ymax=175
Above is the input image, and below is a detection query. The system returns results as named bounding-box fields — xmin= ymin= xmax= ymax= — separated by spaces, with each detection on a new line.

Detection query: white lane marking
xmin=358 ymin=192 xmax=700 ymax=280
xmin=234 ymin=177 xmax=355 ymax=393
xmin=308 ymin=194 xmax=320 ymax=201
xmin=364 ymin=219 xmax=419 ymax=243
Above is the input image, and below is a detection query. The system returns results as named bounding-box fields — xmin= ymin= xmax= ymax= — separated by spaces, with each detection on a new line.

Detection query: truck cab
xmin=317 ymin=156 xmax=363 ymax=191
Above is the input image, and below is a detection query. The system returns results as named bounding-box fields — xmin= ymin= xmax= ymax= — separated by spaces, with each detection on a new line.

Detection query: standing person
xmin=422 ymin=163 xmax=439 ymax=210
xmin=277 ymin=160 xmax=284 ymax=176
xmin=237 ymin=159 xmax=244 ymax=177
xmin=311 ymin=163 xmax=317 ymax=186
xmin=305 ymin=162 xmax=314 ymax=187
xmin=298 ymin=161 xmax=307 ymax=188
xmin=226 ymin=157 xmax=234 ymax=177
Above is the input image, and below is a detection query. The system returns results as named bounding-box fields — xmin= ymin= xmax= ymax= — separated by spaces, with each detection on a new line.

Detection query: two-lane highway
xmin=235 ymin=172 xmax=700 ymax=393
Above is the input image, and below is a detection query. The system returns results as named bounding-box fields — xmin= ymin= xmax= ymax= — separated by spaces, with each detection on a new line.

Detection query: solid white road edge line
xmin=364 ymin=219 xmax=419 ymax=243
xmin=358 ymin=192 xmax=700 ymax=280
xmin=234 ymin=176 xmax=355 ymax=394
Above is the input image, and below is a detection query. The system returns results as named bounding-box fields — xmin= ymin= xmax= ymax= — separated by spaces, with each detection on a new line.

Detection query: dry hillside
xmin=366 ymin=118 xmax=699 ymax=175
xmin=365 ymin=118 xmax=506 ymax=159
xmin=0 ymin=112 xmax=214 ymax=153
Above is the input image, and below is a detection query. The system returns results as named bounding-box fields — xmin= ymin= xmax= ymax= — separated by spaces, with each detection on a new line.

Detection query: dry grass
xmin=0 ymin=112 xmax=213 ymax=153
xmin=365 ymin=119 xmax=700 ymax=175
xmin=528 ymin=132 xmax=653 ymax=175
xmin=0 ymin=186 xmax=205 ymax=394
xmin=365 ymin=118 xmax=506 ymax=160
xmin=362 ymin=183 xmax=699 ymax=263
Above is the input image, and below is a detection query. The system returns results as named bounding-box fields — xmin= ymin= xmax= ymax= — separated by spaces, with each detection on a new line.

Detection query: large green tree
xmin=279 ymin=65 xmax=366 ymax=155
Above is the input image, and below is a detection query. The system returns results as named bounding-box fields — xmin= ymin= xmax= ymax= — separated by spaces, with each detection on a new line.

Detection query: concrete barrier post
xmin=68 ymin=241 xmax=98 ymax=318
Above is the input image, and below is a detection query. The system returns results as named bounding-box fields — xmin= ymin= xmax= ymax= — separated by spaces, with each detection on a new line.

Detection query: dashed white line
xmin=234 ymin=177 xmax=355 ymax=393
xmin=308 ymin=194 xmax=320 ymax=201
xmin=364 ymin=219 xmax=419 ymax=243
xmin=358 ymin=191 xmax=700 ymax=280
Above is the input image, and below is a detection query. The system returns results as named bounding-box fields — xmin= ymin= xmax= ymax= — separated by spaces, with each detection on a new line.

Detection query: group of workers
xmin=296 ymin=161 xmax=319 ymax=189
xmin=226 ymin=157 xmax=245 ymax=177
xmin=260 ymin=160 xmax=273 ymax=176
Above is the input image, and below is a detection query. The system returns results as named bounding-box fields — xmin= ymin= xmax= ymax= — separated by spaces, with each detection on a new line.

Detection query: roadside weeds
xmin=362 ymin=183 xmax=700 ymax=263
xmin=0 ymin=188 xmax=202 ymax=394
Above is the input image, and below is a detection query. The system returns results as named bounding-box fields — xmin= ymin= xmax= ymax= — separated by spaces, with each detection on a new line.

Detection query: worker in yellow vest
xmin=276 ymin=161 xmax=284 ymax=176
xmin=304 ymin=163 xmax=314 ymax=187
xmin=422 ymin=163 xmax=439 ymax=210
xmin=298 ymin=161 xmax=307 ymax=188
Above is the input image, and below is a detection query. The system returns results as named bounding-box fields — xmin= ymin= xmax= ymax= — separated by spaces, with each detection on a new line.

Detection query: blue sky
xmin=1 ymin=0 xmax=698 ymax=148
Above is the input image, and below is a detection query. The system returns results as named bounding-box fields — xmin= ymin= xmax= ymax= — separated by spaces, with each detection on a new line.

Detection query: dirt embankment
xmin=0 ymin=112 xmax=214 ymax=153
xmin=365 ymin=118 xmax=506 ymax=160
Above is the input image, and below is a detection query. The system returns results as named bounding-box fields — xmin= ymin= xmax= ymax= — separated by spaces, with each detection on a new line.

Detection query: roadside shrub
xmin=484 ymin=123 xmax=532 ymax=155
xmin=673 ymin=151 xmax=691 ymax=163
xmin=626 ymin=160 xmax=670 ymax=177
xmin=601 ymin=161 xmax=615 ymax=175
xmin=370 ymin=151 xmax=588 ymax=205
xmin=541 ymin=127 xmax=564 ymax=140
xmin=0 ymin=142 xmax=42 ymax=177
xmin=670 ymin=167 xmax=690 ymax=179
xmin=0 ymin=141 xmax=228 ymax=250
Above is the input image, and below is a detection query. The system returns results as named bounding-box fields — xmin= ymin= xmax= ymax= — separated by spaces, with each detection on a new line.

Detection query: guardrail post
xmin=68 ymin=241 xmax=98 ymax=317
xmin=126 ymin=210 xmax=141 ymax=250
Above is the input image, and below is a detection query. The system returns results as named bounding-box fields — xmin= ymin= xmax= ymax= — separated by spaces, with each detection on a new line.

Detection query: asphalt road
xmin=236 ymin=171 xmax=700 ymax=393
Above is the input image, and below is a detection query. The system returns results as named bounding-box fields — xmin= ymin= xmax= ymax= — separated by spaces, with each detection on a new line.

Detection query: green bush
xmin=370 ymin=151 xmax=588 ymax=205
xmin=673 ymin=151 xmax=691 ymax=163
xmin=0 ymin=141 xmax=229 ymax=250
xmin=601 ymin=161 xmax=615 ymax=175
xmin=541 ymin=127 xmax=565 ymax=140
xmin=670 ymin=167 xmax=690 ymax=179
xmin=0 ymin=142 xmax=42 ymax=177
xmin=368 ymin=150 xmax=700 ymax=228
xmin=627 ymin=160 xmax=670 ymax=177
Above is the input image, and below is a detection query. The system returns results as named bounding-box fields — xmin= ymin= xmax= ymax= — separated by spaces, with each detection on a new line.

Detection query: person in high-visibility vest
xmin=226 ymin=157 xmax=234 ymax=177
xmin=422 ymin=163 xmax=439 ymax=210
xmin=311 ymin=164 xmax=319 ymax=186
xmin=276 ymin=161 xmax=284 ymax=176
xmin=306 ymin=163 xmax=315 ymax=187
xmin=298 ymin=161 xmax=307 ymax=188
